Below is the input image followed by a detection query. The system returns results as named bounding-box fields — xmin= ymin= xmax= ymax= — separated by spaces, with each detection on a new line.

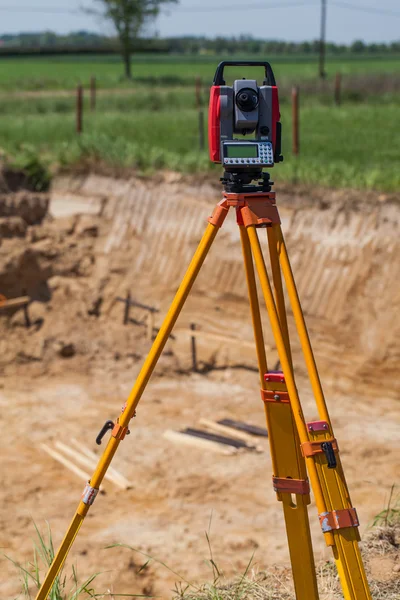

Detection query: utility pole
xmin=319 ymin=0 xmax=327 ymax=79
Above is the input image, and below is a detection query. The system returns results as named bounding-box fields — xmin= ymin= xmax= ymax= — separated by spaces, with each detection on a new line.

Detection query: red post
xmin=76 ymin=84 xmax=83 ymax=134
xmin=334 ymin=72 xmax=342 ymax=106
xmin=90 ymin=76 xmax=96 ymax=111
xmin=292 ymin=86 xmax=299 ymax=156
xmin=195 ymin=76 xmax=204 ymax=150
xmin=195 ymin=76 xmax=202 ymax=110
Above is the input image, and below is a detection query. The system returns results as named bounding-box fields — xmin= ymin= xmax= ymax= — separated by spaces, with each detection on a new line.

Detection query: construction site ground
xmin=0 ymin=170 xmax=399 ymax=598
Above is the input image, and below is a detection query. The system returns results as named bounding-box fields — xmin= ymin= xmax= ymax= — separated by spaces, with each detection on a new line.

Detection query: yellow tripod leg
xmin=239 ymin=226 xmax=268 ymax=381
xmin=270 ymin=224 xmax=372 ymax=600
xmin=240 ymin=227 xmax=319 ymax=600
xmin=266 ymin=226 xmax=293 ymax=366
xmin=35 ymin=218 xmax=224 ymax=600
xmin=246 ymin=226 xmax=334 ymax=536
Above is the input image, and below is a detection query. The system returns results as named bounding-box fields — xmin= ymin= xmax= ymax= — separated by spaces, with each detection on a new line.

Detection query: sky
xmin=0 ymin=0 xmax=400 ymax=44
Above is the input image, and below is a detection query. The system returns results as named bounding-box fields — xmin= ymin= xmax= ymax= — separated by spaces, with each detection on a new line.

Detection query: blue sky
xmin=0 ymin=1 xmax=399 ymax=44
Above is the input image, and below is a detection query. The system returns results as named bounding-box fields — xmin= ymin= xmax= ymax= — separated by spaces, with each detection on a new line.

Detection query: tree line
xmin=1 ymin=32 xmax=400 ymax=56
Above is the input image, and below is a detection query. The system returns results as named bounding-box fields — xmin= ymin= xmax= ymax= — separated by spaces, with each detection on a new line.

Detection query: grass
xmin=6 ymin=522 xmax=150 ymax=599
xmin=111 ymin=522 xmax=400 ymax=600
xmin=172 ymin=506 xmax=400 ymax=600
xmin=6 ymin=522 xmax=102 ymax=599
xmin=371 ymin=485 xmax=400 ymax=528
xmin=9 ymin=498 xmax=400 ymax=600
xmin=0 ymin=54 xmax=399 ymax=191
xmin=1 ymin=98 xmax=400 ymax=191
xmin=0 ymin=54 xmax=400 ymax=91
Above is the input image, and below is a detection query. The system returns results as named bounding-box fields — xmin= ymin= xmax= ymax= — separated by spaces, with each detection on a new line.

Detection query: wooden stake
xmin=319 ymin=0 xmax=327 ymax=79
xmin=124 ymin=290 xmax=131 ymax=325
xmin=76 ymin=84 xmax=83 ymax=134
xmin=90 ymin=76 xmax=96 ymax=111
xmin=334 ymin=72 xmax=342 ymax=106
xmin=195 ymin=76 xmax=202 ymax=110
xmin=147 ymin=311 xmax=154 ymax=341
xmin=195 ymin=76 xmax=205 ymax=150
xmin=190 ymin=323 xmax=198 ymax=372
xmin=23 ymin=304 xmax=31 ymax=328
xmin=198 ymin=110 xmax=205 ymax=151
xmin=292 ymin=86 xmax=300 ymax=156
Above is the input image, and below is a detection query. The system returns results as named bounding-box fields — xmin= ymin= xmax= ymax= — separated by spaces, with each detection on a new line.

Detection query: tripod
xmin=35 ymin=174 xmax=372 ymax=600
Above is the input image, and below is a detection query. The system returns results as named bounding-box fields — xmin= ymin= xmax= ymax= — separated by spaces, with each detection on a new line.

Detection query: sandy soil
xmin=0 ymin=172 xmax=399 ymax=598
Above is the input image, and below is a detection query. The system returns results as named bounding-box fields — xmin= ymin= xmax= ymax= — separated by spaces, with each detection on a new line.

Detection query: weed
xmin=6 ymin=522 xmax=101 ymax=599
xmin=6 ymin=522 xmax=145 ymax=599
xmin=372 ymin=485 xmax=400 ymax=528
xmin=7 ymin=144 xmax=51 ymax=192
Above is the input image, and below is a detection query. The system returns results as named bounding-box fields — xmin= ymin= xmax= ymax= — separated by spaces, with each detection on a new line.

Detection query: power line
xmin=319 ymin=0 xmax=327 ymax=78
xmin=0 ymin=6 xmax=80 ymax=13
xmin=331 ymin=1 xmax=400 ymax=17
xmin=0 ymin=2 xmax=317 ymax=15
xmin=173 ymin=1 xmax=317 ymax=12
xmin=1 ymin=1 xmax=399 ymax=17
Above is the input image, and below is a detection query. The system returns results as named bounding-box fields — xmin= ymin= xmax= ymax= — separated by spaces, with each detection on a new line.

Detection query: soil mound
xmin=1 ymin=174 xmax=399 ymax=390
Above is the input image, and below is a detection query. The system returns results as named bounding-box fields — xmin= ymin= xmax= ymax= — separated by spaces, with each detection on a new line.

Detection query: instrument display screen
xmin=225 ymin=144 xmax=258 ymax=158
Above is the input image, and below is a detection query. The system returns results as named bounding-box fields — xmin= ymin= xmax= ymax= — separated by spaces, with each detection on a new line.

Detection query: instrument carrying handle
xmin=213 ymin=61 xmax=277 ymax=86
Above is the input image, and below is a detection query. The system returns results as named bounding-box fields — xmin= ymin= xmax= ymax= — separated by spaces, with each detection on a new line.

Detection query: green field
xmin=1 ymin=53 xmax=400 ymax=91
xmin=0 ymin=54 xmax=399 ymax=191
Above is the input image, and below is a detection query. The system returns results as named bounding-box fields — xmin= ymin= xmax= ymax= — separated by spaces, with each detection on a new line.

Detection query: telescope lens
xmin=236 ymin=88 xmax=259 ymax=112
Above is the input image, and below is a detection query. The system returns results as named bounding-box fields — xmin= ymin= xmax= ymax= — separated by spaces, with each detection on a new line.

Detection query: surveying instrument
xmin=36 ymin=61 xmax=372 ymax=600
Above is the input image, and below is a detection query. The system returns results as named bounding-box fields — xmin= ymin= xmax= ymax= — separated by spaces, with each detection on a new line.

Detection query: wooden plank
xmin=163 ymin=430 xmax=236 ymax=455
xmin=218 ymin=418 xmax=268 ymax=438
xmin=40 ymin=443 xmax=92 ymax=483
xmin=55 ymin=441 xmax=130 ymax=490
xmin=0 ymin=296 xmax=30 ymax=310
xmin=200 ymin=418 xmax=263 ymax=450
xmin=174 ymin=328 xmax=256 ymax=349
xmin=70 ymin=438 xmax=132 ymax=489
xmin=183 ymin=427 xmax=254 ymax=450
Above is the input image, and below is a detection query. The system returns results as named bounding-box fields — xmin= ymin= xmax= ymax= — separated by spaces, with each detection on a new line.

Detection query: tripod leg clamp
xmin=260 ymin=388 xmax=290 ymax=403
xmin=301 ymin=439 xmax=338 ymax=459
xmin=319 ymin=508 xmax=359 ymax=532
xmin=273 ymin=477 xmax=310 ymax=495
xmin=112 ymin=422 xmax=129 ymax=441
xmin=261 ymin=371 xmax=290 ymax=403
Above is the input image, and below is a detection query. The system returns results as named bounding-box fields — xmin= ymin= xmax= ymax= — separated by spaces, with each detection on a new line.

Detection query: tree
xmin=350 ymin=40 xmax=366 ymax=54
xmin=94 ymin=0 xmax=178 ymax=79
